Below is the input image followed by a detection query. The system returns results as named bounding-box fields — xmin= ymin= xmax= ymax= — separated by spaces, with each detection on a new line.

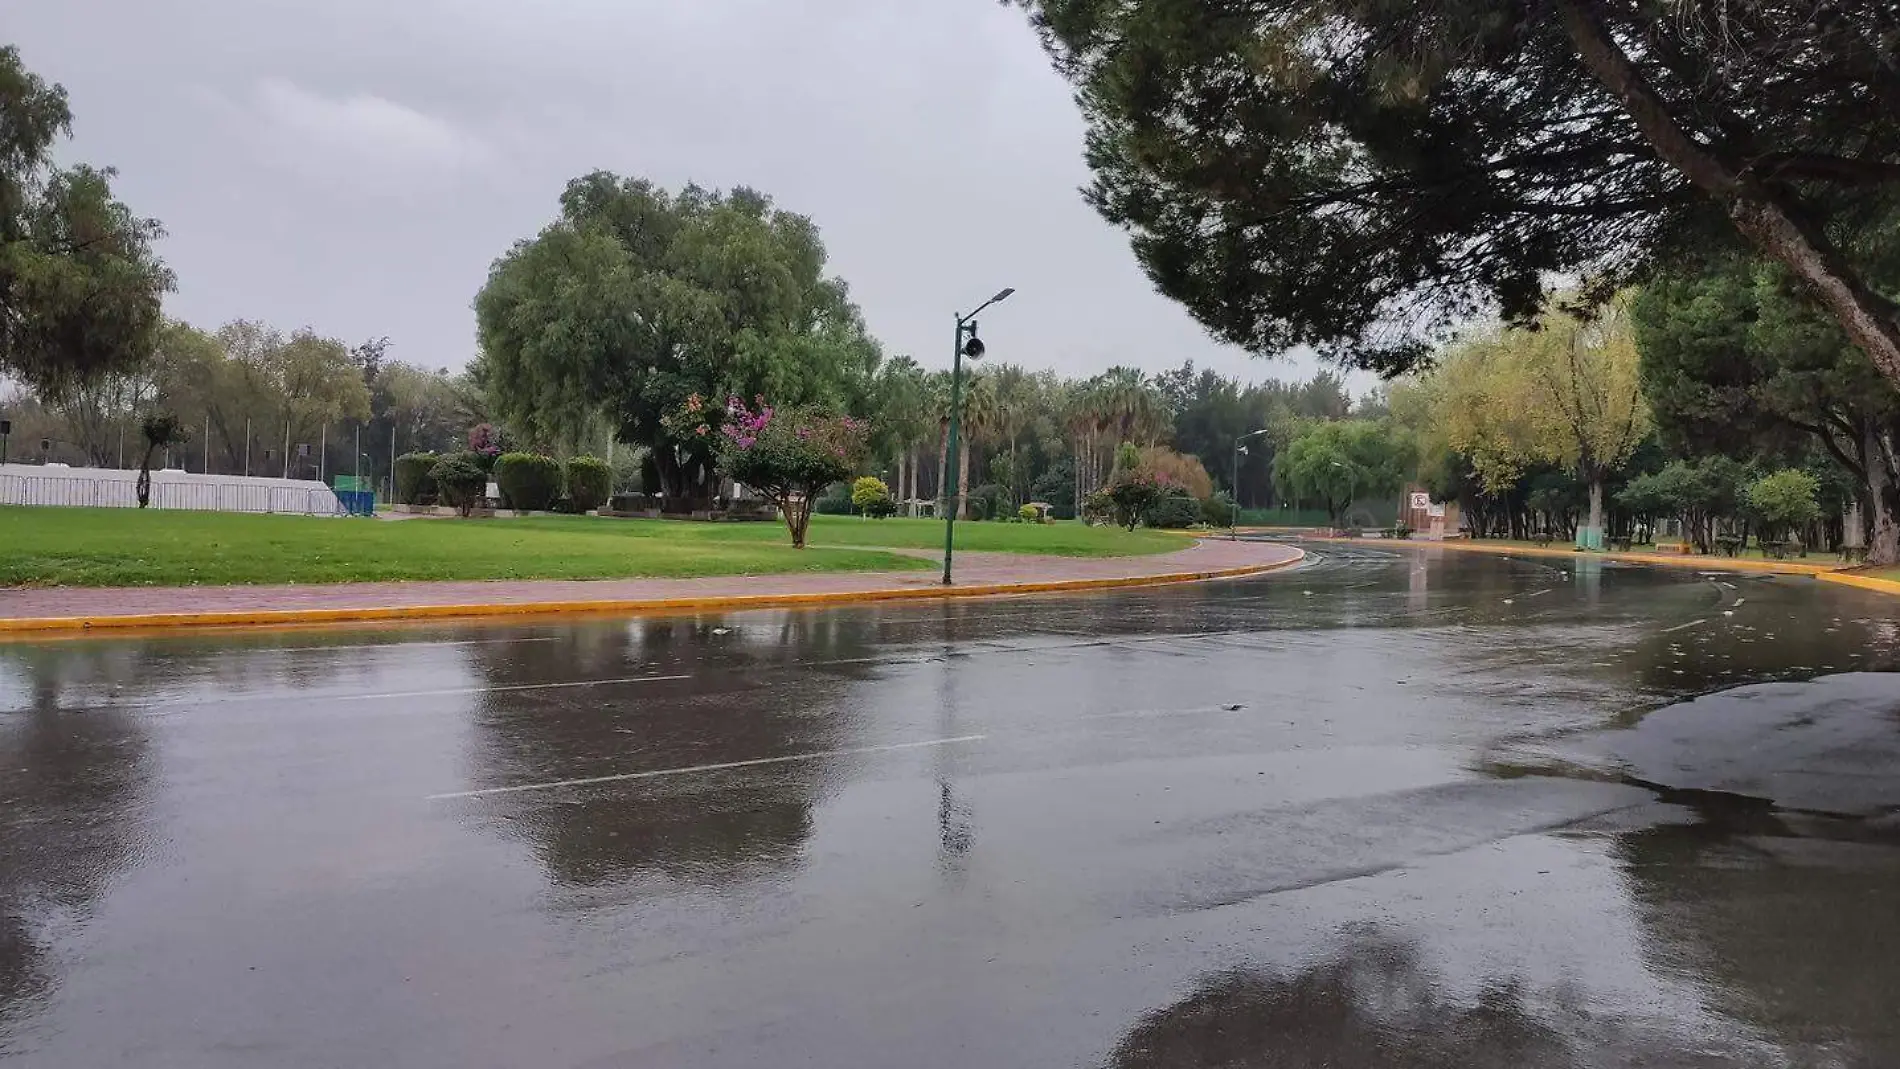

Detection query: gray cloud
xmin=11 ymin=0 xmax=1356 ymax=390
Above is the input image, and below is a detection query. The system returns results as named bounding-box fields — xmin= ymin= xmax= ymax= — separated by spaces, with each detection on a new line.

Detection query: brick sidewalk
xmin=0 ymin=538 xmax=1301 ymax=623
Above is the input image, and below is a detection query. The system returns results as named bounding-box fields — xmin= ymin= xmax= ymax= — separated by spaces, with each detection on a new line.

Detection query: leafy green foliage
xmin=1617 ymin=458 xmax=1749 ymax=553
xmin=393 ymin=452 xmax=441 ymax=505
xmin=475 ymin=174 xmax=881 ymax=503
xmin=968 ymin=484 xmax=1011 ymax=522
xmin=494 ymin=452 xmax=563 ymax=512
xmin=0 ymin=47 xmax=172 ymax=399
xmin=1141 ymin=487 xmax=1201 ymax=529
xmin=1746 ymin=469 xmax=1822 ymax=540
xmin=1200 ymin=492 xmax=1236 ymax=528
xmin=564 ymin=456 xmax=613 ymax=512
xmin=1013 ymin=0 xmax=1900 ymax=383
xmin=1273 ymin=420 xmax=1409 ymax=523
xmin=429 ymin=453 xmax=490 ymax=517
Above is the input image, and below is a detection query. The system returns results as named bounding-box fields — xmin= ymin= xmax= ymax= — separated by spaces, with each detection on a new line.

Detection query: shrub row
xmin=395 ymin=452 xmax=616 ymax=513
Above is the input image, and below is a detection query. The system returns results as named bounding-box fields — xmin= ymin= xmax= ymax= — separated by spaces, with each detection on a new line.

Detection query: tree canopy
xmin=0 ymin=46 xmax=171 ymax=399
xmin=1014 ymin=0 xmax=1900 ymax=385
xmin=474 ymin=173 xmax=882 ymax=503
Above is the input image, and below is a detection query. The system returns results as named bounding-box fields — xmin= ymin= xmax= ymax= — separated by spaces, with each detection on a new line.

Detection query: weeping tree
xmin=1012 ymin=0 xmax=1900 ymax=390
xmin=134 ymin=413 xmax=186 ymax=509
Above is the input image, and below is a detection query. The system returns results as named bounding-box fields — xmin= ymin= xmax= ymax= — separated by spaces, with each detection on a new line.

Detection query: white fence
xmin=0 ymin=465 xmax=343 ymax=516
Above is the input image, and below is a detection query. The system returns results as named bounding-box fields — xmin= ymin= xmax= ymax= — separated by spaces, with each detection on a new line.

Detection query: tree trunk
xmin=957 ymin=442 xmax=971 ymax=520
xmin=1584 ymin=477 xmax=1605 ymax=549
xmin=1866 ymin=425 xmax=1900 ymax=566
xmin=1554 ymin=0 xmax=1900 ymax=391
xmin=782 ymin=492 xmax=813 ymax=548
xmin=936 ymin=418 xmax=949 ymax=513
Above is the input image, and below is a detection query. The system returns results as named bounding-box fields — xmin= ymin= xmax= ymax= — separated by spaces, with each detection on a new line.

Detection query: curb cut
xmin=0 ymin=549 xmax=1306 ymax=639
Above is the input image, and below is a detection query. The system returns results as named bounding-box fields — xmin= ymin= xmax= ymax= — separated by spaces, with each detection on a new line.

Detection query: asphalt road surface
xmin=3 ymin=543 xmax=1899 ymax=1068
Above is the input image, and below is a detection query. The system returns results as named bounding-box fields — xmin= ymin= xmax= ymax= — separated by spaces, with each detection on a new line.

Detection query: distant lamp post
xmin=1231 ymin=428 xmax=1271 ymax=539
xmin=0 ymin=419 xmax=10 ymax=465
xmin=943 ymin=287 xmax=1014 ymax=585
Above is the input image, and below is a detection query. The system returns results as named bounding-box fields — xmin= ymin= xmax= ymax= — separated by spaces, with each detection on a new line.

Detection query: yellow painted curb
xmin=1305 ymin=536 xmax=1847 ymax=577
xmin=1816 ymin=571 xmax=1900 ymax=598
xmin=0 ymin=549 xmax=1305 ymax=638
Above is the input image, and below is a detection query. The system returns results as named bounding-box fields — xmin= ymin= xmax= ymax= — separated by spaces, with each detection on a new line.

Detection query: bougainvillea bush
xmin=714 ymin=396 xmax=868 ymax=547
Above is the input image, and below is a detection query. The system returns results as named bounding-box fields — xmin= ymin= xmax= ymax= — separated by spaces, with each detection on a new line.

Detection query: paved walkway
xmin=0 ymin=538 xmax=1303 ymax=629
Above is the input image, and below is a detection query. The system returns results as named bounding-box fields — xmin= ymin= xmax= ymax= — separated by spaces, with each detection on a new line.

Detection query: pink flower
xmin=695 ymin=424 xmax=709 ymax=436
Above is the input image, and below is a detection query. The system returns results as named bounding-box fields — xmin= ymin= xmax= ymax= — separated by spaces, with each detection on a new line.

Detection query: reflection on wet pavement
xmin=0 ymin=542 xmax=1896 ymax=1067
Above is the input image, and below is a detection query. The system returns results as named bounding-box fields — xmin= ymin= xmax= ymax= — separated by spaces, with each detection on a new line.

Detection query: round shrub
xmin=1200 ymin=492 xmax=1236 ymax=528
xmin=1018 ymin=503 xmax=1041 ymax=523
xmin=494 ymin=452 xmax=562 ymax=512
xmin=394 ymin=452 xmax=441 ymax=505
xmin=429 ymin=453 xmax=489 ymax=517
xmin=564 ymin=455 xmax=613 ymax=512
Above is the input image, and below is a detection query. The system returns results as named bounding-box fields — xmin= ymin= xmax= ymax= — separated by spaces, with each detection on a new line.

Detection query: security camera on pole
xmin=942 ymin=287 xmax=1014 ymax=585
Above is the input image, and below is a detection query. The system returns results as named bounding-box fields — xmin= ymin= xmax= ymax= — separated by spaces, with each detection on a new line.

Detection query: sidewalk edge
xmin=0 ymin=549 xmax=1305 ymax=637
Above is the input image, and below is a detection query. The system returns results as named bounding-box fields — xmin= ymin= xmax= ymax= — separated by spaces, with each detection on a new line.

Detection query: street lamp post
xmin=1231 ymin=428 xmax=1271 ymax=539
xmin=943 ymin=287 xmax=1015 ymax=585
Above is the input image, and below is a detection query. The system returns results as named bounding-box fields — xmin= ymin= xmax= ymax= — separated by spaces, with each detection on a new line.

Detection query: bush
xmin=1082 ymin=488 xmax=1114 ymax=526
xmin=1019 ymin=503 xmax=1043 ymax=523
xmin=494 ymin=452 xmax=562 ymax=511
xmin=565 ymin=455 xmax=613 ymax=512
xmin=968 ymin=483 xmax=1010 ymax=521
xmin=429 ymin=453 xmax=489 ymax=517
xmin=1199 ymin=492 xmax=1236 ymax=528
xmin=864 ymin=495 xmax=899 ymax=519
xmin=1142 ymin=487 xmax=1202 ymax=529
xmin=393 ymin=452 xmax=441 ymax=505
xmin=814 ymin=484 xmax=855 ymax=515
xmin=1745 ymin=469 xmax=1821 ymax=540
xmin=851 ymin=476 xmax=892 ymax=516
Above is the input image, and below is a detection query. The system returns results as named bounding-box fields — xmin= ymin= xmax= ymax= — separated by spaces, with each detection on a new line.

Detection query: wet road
xmin=3 ymin=543 xmax=1898 ymax=1067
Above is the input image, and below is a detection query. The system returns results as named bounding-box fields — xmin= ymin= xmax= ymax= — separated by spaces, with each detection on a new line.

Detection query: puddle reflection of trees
xmin=0 ymin=648 xmax=154 ymax=1046
xmin=463 ymin=616 xmax=886 ymax=892
xmin=1107 ymin=935 xmax=1745 ymax=1069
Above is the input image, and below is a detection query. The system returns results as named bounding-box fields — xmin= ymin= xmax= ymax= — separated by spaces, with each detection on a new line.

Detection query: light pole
xmin=1231 ymin=428 xmax=1271 ymax=539
xmin=943 ymin=286 xmax=1014 ymax=585
xmin=1331 ymin=460 xmax=1358 ymax=529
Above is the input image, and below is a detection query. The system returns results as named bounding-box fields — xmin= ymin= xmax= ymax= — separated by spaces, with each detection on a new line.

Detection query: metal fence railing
xmin=0 ymin=469 xmax=343 ymax=516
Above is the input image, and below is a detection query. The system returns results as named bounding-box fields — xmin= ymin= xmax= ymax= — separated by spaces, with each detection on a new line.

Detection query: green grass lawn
xmin=0 ymin=508 xmax=1183 ymax=588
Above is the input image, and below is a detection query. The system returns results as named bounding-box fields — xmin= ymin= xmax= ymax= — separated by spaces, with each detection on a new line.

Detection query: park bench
xmin=1715 ymin=535 xmax=1744 ymax=557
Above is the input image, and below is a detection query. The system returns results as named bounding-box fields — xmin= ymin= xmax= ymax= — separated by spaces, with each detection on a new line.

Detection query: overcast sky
xmin=12 ymin=0 xmax=1352 ymax=389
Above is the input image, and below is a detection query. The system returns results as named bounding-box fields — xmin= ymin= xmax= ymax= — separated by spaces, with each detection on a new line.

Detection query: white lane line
xmin=428 ymin=734 xmax=989 ymax=800
xmin=1524 ymin=588 xmax=1554 ymax=598
xmin=1658 ymin=619 xmax=1708 ymax=634
xmin=332 ymin=674 xmax=690 ymax=704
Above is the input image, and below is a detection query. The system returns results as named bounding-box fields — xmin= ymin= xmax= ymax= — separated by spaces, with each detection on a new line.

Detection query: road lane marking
xmin=427 ymin=734 xmax=989 ymax=800
xmin=1658 ymin=619 xmax=1707 ymax=634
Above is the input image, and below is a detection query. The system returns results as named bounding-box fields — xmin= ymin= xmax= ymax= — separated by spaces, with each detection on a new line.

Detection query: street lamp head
xmin=962 ymin=335 xmax=987 ymax=360
xmin=991 ymin=287 xmax=1015 ymax=303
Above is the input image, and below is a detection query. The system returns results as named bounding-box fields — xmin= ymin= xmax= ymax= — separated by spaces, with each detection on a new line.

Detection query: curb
xmin=1303 ymin=535 xmax=1849 ymax=577
xmin=1816 ymin=571 xmax=1900 ymax=598
xmin=0 ymin=549 xmax=1306 ymax=638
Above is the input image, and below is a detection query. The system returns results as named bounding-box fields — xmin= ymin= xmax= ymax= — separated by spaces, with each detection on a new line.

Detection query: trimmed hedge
xmin=564 ymin=455 xmax=613 ymax=512
xmin=1141 ymin=487 xmax=1202 ymax=529
xmin=393 ymin=452 xmax=441 ymax=505
xmin=494 ymin=452 xmax=562 ymax=512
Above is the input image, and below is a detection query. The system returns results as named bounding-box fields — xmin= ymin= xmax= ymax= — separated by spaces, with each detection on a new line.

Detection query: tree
xmin=134 ymin=413 xmax=185 ymax=509
xmin=1014 ymin=0 xmax=1900 ymax=390
xmin=0 ymin=47 xmax=172 ymax=399
xmin=714 ymin=398 xmax=868 ymax=548
xmin=1431 ymin=300 xmax=1650 ymax=546
xmin=1746 ymin=469 xmax=1822 ymax=542
xmin=1634 ymin=256 xmax=1900 ymax=563
xmin=1274 ymin=420 xmax=1409 ymax=524
xmin=475 ymin=173 xmax=881 ymax=504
